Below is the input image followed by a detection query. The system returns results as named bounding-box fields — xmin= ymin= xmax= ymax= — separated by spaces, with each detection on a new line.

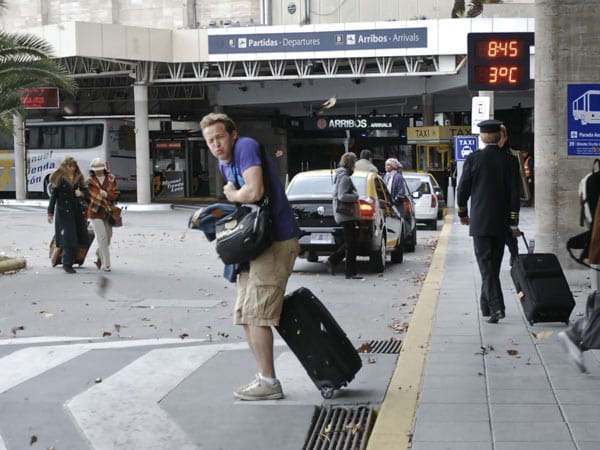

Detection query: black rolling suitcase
xmin=510 ymin=235 xmax=575 ymax=325
xmin=276 ymin=287 xmax=362 ymax=399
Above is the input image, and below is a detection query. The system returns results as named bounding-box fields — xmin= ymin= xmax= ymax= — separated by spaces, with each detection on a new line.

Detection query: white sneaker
xmin=558 ymin=331 xmax=587 ymax=373
xmin=233 ymin=375 xmax=284 ymax=401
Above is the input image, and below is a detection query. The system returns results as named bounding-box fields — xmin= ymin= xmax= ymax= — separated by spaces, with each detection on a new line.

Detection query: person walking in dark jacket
xmin=47 ymin=156 xmax=89 ymax=274
xmin=457 ymin=120 xmax=521 ymax=323
xmin=328 ymin=152 xmax=363 ymax=280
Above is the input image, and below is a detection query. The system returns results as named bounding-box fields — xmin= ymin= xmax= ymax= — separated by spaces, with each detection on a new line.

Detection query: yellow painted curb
xmin=0 ymin=257 xmax=27 ymax=274
xmin=367 ymin=215 xmax=452 ymax=450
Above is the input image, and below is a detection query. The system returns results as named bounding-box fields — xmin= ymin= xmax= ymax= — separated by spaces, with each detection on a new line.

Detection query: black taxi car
xmin=286 ymin=169 xmax=405 ymax=272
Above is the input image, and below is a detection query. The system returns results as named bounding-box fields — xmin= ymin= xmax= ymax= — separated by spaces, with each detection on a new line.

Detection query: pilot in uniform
xmin=457 ymin=120 xmax=521 ymax=323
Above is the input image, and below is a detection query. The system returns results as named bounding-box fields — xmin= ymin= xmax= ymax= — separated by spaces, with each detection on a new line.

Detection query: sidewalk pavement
xmin=369 ymin=206 xmax=600 ymax=450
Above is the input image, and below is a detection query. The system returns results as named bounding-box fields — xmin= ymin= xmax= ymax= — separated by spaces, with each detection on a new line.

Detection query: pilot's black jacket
xmin=457 ymin=144 xmax=520 ymax=236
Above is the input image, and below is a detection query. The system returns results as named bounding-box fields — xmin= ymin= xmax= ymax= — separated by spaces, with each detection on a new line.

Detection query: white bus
xmin=572 ymin=90 xmax=600 ymax=125
xmin=0 ymin=119 xmax=136 ymax=196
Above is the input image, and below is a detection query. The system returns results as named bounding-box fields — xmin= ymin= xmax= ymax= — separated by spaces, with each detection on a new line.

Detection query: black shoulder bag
xmin=215 ymin=145 xmax=273 ymax=265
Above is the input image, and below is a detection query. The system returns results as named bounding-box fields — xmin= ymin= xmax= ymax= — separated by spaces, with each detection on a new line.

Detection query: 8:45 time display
xmin=467 ymin=32 xmax=534 ymax=91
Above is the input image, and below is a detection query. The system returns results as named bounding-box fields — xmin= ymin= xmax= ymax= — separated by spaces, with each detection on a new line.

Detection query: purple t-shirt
xmin=219 ymin=136 xmax=300 ymax=242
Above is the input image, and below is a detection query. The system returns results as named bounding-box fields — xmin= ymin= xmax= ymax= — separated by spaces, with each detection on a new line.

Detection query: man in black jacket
xmin=457 ymin=120 xmax=521 ymax=323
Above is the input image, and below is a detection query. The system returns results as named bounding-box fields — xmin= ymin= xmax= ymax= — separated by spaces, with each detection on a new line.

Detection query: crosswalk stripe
xmin=66 ymin=342 xmax=248 ymax=450
xmin=0 ymin=338 xmax=204 ymax=394
xmin=0 ymin=346 xmax=89 ymax=394
xmin=0 ymin=336 xmax=94 ymax=346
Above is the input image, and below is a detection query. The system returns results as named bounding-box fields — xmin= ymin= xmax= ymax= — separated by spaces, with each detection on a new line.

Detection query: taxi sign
xmin=455 ymin=136 xmax=478 ymax=161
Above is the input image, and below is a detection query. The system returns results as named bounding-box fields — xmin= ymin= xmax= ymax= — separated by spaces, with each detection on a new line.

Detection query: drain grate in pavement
xmin=359 ymin=338 xmax=402 ymax=354
xmin=304 ymin=405 xmax=375 ymax=450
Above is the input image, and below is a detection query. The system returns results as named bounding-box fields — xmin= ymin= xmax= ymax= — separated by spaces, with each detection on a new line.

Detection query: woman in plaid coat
xmin=86 ymin=158 xmax=120 ymax=272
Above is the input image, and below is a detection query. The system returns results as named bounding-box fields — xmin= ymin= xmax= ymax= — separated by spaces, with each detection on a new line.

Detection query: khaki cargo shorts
xmin=234 ymin=237 xmax=300 ymax=326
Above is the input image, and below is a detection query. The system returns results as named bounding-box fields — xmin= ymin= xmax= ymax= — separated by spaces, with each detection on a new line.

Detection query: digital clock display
xmin=467 ymin=32 xmax=534 ymax=91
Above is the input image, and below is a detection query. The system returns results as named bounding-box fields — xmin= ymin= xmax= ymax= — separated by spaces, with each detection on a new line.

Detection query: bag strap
xmin=566 ymin=230 xmax=600 ymax=271
xmin=229 ymin=142 xmax=271 ymax=203
xmin=520 ymin=232 xmax=530 ymax=253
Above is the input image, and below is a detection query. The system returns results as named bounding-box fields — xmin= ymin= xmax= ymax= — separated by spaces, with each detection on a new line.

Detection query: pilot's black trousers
xmin=473 ymin=236 xmax=505 ymax=315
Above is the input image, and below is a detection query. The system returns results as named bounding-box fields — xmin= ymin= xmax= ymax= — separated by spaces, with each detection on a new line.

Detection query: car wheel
xmin=429 ymin=219 xmax=437 ymax=231
xmin=437 ymin=209 xmax=443 ymax=220
xmin=405 ymin=226 xmax=417 ymax=252
xmin=391 ymin=233 xmax=404 ymax=264
xmin=369 ymin=233 xmax=386 ymax=273
xmin=307 ymin=252 xmax=318 ymax=263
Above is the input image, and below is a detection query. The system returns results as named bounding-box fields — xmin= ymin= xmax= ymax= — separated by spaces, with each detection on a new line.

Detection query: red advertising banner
xmin=20 ymin=87 xmax=60 ymax=109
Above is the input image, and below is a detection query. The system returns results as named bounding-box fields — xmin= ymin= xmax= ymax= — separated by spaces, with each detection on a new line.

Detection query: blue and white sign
xmin=454 ymin=136 xmax=478 ymax=161
xmin=568 ymin=84 xmax=600 ymax=156
xmin=208 ymin=28 xmax=427 ymax=55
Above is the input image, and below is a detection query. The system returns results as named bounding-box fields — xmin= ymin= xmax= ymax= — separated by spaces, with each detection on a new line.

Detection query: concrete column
xmin=534 ymin=0 xmax=600 ymax=261
xmin=134 ymin=83 xmax=151 ymax=204
xmin=12 ymin=113 xmax=26 ymax=200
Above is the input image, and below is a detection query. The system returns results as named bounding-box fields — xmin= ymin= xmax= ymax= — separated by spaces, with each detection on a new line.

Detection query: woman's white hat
xmin=90 ymin=158 xmax=106 ymax=171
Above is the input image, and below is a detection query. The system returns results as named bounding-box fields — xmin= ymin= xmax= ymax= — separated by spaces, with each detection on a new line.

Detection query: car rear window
xmin=406 ymin=178 xmax=430 ymax=194
xmin=287 ymin=174 xmax=366 ymax=196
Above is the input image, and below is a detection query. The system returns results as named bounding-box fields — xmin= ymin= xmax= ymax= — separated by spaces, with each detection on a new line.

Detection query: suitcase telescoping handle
xmin=520 ymin=233 xmax=535 ymax=254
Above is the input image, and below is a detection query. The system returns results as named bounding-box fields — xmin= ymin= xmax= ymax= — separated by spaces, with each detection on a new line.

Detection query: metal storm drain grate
xmin=304 ymin=405 xmax=375 ymax=450
xmin=358 ymin=338 xmax=402 ymax=354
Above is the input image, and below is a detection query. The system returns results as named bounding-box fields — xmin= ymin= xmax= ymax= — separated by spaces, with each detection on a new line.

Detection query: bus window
xmin=87 ymin=125 xmax=103 ymax=148
xmin=64 ymin=126 xmax=85 ymax=148
xmin=63 ymin=125 xmax=103 ymax=148
xmin=118 ymin=125 xmax=135 ymax=151
xmin=39 ymin=126 xmax=61 ymax=149
xmin=0 ymin=132 xmax=13 ymax=150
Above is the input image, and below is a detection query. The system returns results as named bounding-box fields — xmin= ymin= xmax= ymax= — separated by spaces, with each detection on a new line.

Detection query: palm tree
xmin=0 ymin=0 xmax=76 ymax=130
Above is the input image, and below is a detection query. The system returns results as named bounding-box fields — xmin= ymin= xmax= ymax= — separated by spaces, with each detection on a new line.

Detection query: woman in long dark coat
xmin=47 ymin=156 xmax=89 ymax=273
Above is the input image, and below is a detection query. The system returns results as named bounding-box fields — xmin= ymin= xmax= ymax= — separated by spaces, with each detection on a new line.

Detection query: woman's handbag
xmin=215 ymin=197 xmax=272 ymax=265
xmin=335 ymin=200 xmax=357 ymax=216
xmin=107 ymin=206 xmax=123 ymax=227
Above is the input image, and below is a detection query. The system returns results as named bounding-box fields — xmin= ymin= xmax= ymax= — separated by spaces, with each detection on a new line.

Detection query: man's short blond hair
xmin=200 ymin=113 xmax=237 ymax=133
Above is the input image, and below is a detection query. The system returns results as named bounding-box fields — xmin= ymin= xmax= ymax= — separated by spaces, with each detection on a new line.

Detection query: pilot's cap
xmin=477 ymin=119 xmax=503 ymax=133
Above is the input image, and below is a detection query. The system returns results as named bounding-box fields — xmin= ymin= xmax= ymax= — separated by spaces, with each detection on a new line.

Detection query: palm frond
xmin=0 ymin=32 xmax=56 ymax=59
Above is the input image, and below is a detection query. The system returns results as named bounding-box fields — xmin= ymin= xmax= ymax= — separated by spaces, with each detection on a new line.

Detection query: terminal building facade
xmin=1 ymin=0 xmax=535 ymax=202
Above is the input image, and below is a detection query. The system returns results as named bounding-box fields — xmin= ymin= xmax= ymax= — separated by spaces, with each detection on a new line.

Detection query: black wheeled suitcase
xmin=510 ymin=235 xmax=575 ymax=325
xmin=276 ymin=287 xmax=362 ymax=399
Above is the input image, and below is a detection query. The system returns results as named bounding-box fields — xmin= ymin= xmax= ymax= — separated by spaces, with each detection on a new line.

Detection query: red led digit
xmin=508 ymin=40 xmax=519 ymax=57
xmin=489 ymin=66 xmax=498 ymax=83
xmin=508 ymin=66 xmax=518 ymax=83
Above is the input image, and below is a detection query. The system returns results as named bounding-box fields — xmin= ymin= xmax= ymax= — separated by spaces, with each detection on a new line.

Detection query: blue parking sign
xmin=455 ymin=136 xmax=478 ymax=161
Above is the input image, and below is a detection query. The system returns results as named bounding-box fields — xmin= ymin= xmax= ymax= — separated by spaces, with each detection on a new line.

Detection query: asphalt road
xmin=0 ymin=204 xmax=439 ymax=450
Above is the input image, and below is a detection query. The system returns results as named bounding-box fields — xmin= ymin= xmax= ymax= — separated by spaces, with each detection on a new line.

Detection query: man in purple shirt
xmin=200 ymin=112 xmax=300 ymax=401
